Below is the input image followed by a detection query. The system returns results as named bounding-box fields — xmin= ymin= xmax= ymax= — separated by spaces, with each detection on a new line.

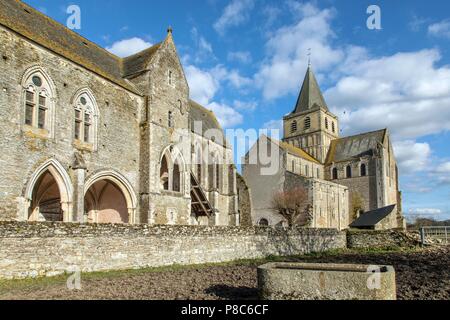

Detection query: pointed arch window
xmin=291 ymin=120 xmax=297 ymax=133
xmin=160 ymin=154 xmax=170 ymax=191
xmin=346 ymin=165 xmax=352 ymax=178
xmin=304 ymin=117 xmax=311 ymax=130
xmin=160 ymin=148 xmax=184 ymax=193
xmin=361 ymin=163 xmax=367 ymax=177
xmin=22 ymin=70 xmax=53 ymax=133
xmin=73 ymin=91 xmax=98 ymax=148
xmin=332 ymin=168 xmax=338 ymax=180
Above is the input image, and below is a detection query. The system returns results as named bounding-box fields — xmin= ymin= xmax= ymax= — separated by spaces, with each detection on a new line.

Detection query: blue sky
xmin=24 ymin=0 xmax=450 ymax=221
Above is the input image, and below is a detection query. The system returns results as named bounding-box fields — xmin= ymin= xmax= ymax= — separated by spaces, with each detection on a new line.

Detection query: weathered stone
xmin=258 ymin=262 xmax=397 ymax=300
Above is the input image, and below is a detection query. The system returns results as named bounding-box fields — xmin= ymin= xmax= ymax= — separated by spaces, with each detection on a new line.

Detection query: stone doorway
xmin=29 ymin=170 xmax=63 ymax=222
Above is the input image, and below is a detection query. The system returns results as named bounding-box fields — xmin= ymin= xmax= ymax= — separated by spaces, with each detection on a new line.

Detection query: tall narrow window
xmin=168 ymin=111 xmax=174 ymax=128
xmin=332 ymin=168 xmax=338 ymax=180
xmin=346 ymin=165 xmax=352 ymax=178
xmin=305 ymin=165 xmax=309 ymax=177
xmin=215 ymin=163 xmax=220 ymax=190
xmin=325 ymin=118 xmax=329 ymax=130
xmin=73 ymin=92 xmax=96 ymax=146
xmin=291 ymin=120 xmax=297 ymax=133
xmin=160 ymin=155 xmax=169 ymax=191
xmin=304 ymin=117 xmax=311 ymax=130
xmin=168 ymin=70 xmax=173 ymax=86
xmin=173 ymin=163 xmax=181 ymax=192
xmin=332 ymin=122 xmax=336 ymax=133
xmin=22 ymin=71 xmax=52 ymax=131
xmin=361 ymin=163 xmax=367 ymax=177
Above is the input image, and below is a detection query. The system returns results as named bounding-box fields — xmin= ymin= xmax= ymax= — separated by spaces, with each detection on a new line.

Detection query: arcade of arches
xmin=27 ymin=163 xmax=134 ymax=224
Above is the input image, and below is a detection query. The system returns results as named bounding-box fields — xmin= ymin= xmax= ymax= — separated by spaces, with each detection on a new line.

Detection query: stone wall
xmin=347 ymin=230 xmax=420 ymax=249
xmin=0 ymin=221 xmax=346 ymax=279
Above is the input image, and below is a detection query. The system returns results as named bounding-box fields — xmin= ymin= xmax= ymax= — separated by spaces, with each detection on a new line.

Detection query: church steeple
xmin=283 ymin=66 xmax=339 ymax=163
xmin=293 ymin=66 xmax=328 ymax=114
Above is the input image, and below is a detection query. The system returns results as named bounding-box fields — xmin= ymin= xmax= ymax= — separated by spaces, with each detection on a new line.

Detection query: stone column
xmin=72 ymin=152 xmax=87 ymax=223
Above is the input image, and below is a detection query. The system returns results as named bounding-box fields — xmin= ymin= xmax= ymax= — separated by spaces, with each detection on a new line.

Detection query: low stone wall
xmin=0 ymin=222 xmax=346 ymax=279
xmin=347 ymin=230 xmax=421 ymax=249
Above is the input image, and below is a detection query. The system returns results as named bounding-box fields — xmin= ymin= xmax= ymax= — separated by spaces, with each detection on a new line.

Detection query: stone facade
xmin=243 ymin=67 xmax=405 ymax=231
xmin=0 ymin=1 xmax=240 ymax=227
xmin=347 ymin=230 xmax=420 ymax=249
xmin=0 ymin=221 xmax=346 ymax=279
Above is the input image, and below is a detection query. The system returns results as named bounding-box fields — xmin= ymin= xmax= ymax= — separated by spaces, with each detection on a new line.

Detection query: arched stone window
xmin=168 ymin=111 xmax=174 ymax=128
xmin=22 ymin=67 xmax=55 ymax=136
xmin=291 ymin=120 xmax=297 ymax=133
xmin=346 ymin=165 xmax=352 ymax=178
xmin=73 ymin=89 xmax=98 ymax=148
xmin=160 ymin=147 xmax=185 ymax=193
xmin=304 ymin=117 xmax=311 ymax=130
xmin=258 ymin=218 xmax=269 ymax=226
xmin=361 ymin=163 xmax=367 ymax=177
xmin=160 ymin=154 xmax=170 ymax=191
xmin=325 ymin=118 xmax=329 ymax=129
xmin=332 ymin=168 xmax=338 ymax=180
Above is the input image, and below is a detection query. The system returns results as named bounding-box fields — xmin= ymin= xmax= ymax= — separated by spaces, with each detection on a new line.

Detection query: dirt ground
xmin=0 ymin=246 xmax=449 ymax=300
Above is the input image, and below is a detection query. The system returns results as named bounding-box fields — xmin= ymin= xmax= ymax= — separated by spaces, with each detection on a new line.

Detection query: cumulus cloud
xmin=428 ymin=19 xmax=450 ymax=39
xmin=214 ymin=0 xmax=255 ymax=35
xmin=207 ymin=102 xmax=244 ymax=128
xmin=393 ymin=140 xmax=431 ymax=174
xmin=184 ymin=65 xmax=219 ymax=105
xmin=255 ymin=3 xmax=342 ymax=99
xmin=106 ymin=37 xmax=152 ymax=57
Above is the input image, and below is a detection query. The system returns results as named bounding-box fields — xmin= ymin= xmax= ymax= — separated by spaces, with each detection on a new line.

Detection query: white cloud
xmin=233 ymin=100 xmax=257 ymax=111
xmin=228 ymin=51 xmax=252 ymax=64
xmin=214 ymin=0 xmax=255 ymax=35
xmin=255 ymin=3 xmax=342 ymax=99
xmin=408 ymin=208 xmax=442 ymax=215
xmin=428 ymin=20 xmax=450 ymax=39
xmin=393 ymin=140 xmax=431 ymax=174
xmin=435 ymin=161 xmax=450 ymax=173
xmin=106 ymin=37 xmax=152 ymax=57
xmin=187 ymin=27 xmax=216 ymax=64
xmin=184 ymin=65 xmax=219 ymax=105
xmin=207 ymin=102 xmax=244 ymax=128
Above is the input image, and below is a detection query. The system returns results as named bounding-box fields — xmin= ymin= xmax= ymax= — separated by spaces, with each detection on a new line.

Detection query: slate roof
xmin=326 ymin=129 xmax=386 ymax=164
xmin=0 ymin=0 xmax=161 ymax=95
xmin=122 ymin=43 xmax=162 ymax=78
xmin=350 ymin=205 xmax=397 ymax=228
xmin=266 ymin=136 xmax=320 ymax=164
xmin=292 ymin=66 xmax=328 ymax=114
xmin=189 ymin=100 xmax=229 ymax=148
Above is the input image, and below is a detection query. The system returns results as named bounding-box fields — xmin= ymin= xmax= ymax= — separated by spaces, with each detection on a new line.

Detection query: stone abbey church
xmin=0 ymin=0 xmax=404 ymax=231
xmin=243 ymin=66 xmax=406 ymax=230
xmin=0 ymin=0 xmax=243 ymax=226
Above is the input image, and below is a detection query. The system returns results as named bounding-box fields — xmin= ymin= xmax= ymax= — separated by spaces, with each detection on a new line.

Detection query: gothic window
xmin=291 ymin=120 xmax=297 ymax=133
xmin=160 ymin=155 xmax=169 ymax=191
xmin=361 ymin=163 xmax=367 ymax=177
xmin=173 ymin=162 xmax=181 ymax=192
xmin=304 ymin=117 xmax=311 ymax=130
xmin=325 ymin=118 xmax=329 ymax=130
xmin=346 ymin=165 xmax=352 ymax=178
xmin=23 ymin=71 xmax=52 ymax=131
xmin=73 ymin=91 xmax=97 ymax=146
xmin=332 ymin=168 xmax=338 ymax=180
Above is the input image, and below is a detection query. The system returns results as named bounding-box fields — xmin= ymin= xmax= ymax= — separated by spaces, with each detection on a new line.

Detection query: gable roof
xmin=189 ymin=100 xmax=229 ymax=148
xmin=266 ymin=136 xmax=320 ymax=164
xmin=350 ymin=205 xmax=396 ymax=228
xmin=292 ymin=66 xmax=328 ymax=114
xmin=0 ymin=0 xmax=152 ymax=95
xmin=326 ymin=129 xmax=386 ymax=164
xmin=122 ymin=43 xmax=162 ymax=78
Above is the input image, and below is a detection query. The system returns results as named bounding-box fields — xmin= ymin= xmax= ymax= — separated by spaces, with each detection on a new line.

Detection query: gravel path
xmin=1 ymin=247 xmax=449 ymax=300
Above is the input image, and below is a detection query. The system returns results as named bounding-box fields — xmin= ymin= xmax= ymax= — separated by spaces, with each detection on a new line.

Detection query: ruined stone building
xmin=0 ymin=0 xmax=240 ymax=226
xmin=243 ymin=67 xmax=406 ymax=230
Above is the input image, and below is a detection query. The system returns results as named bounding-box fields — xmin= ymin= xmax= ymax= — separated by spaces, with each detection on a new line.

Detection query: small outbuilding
xmin=350 ymin=205 xmax=402 ymax=230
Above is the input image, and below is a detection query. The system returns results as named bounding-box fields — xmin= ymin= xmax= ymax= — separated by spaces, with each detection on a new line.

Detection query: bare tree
xmin=272 ymin=187 xmax=312 ymax=227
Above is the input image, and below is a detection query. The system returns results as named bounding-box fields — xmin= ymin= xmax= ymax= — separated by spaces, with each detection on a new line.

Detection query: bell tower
xmin=283 ymin=66 xmax=339 ymax=163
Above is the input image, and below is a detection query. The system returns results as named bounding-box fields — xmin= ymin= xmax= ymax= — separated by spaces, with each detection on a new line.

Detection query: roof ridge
xmin=333 ymin=128 xmax=387 ymax=142
xmin=18 ymin=0 xmax=122 ymax=62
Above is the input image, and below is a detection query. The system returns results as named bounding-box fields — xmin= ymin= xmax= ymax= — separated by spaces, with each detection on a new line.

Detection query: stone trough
xmin=258 ymin=262 xmax=397 ymax=300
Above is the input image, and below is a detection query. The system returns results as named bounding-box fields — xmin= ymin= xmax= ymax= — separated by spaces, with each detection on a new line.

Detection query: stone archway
xmin=84 ymin=172 xmax=137 ymax=224
xmin=24 ymin=159 xmax=73 ymax=222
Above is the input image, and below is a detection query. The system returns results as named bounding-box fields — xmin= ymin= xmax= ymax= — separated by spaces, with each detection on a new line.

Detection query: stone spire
xmin=292 ymin=66 xmax=328 ymax=114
